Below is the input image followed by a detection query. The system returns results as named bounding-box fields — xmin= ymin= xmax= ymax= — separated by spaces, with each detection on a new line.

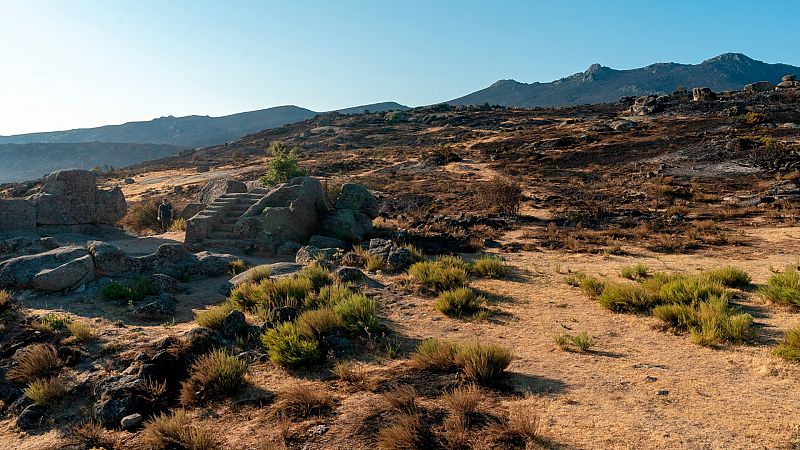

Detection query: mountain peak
xmin=703 ymin=53 xmax=754 ymax=64
xmin=586 ymin=63 xmax=603 ymax=73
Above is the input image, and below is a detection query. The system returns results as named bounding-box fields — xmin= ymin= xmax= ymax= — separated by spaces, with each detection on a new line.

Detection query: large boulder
xmin=229 ymin=262 xmax=302 ymax=287
xmin=30 ymin=254 xmax=95 ymax=292
xmin=95 ymin=187 xmax=127 ymax=224
xmin=196 ymin=179 xmax=247 ymax=205
xmin=181 ymin=203 xmax=206 ymax=220
xmin=135 ymin=293 xmax=177 ymax=321
xmin=88 ymin=241 xmax=135 ymax=276
xmin=34 ymin=169 xmax=98 ymax=225
xmin=322 ymin=209 xmax=373 ymax=242
xmin=744 ymin=81 xmax=774 ymax=93
xmin=0 ymin=246 xmax=88 ymax=288
xmin=692 ymin=87 xmax=716 ymax=102
xmin=0 ymin=199 xmax=36 ymax=231
xmin=335 ymin=183 xmax=379 ymax=219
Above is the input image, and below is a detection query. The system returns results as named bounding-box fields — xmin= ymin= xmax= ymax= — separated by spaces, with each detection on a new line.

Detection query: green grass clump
xmin=758 ymin=265 xmax=800 ymax=307
xmin=67 ymin=321 xmax=98 ymax=342
xmin=565 ymin=272 xmax=606 ymax=298
xmin=408 ymin=261 xmax=468 ymax=293
xmin=652 ymin=303 xmax=697 ymax=328
xmin=597 ymin=283 xmax=654 ymax=312
xmin=690 ymin=296 xmax=754 ymax=346
xmin=454 ymin=342 xmax=513 ymax=384
xmin=229 ymin=276 xmax=313 ymax=314
xmin=180 ymin=350 xmax=247 ymax=405
xmin=100 ymin=276 xmax=155 ymax=302
xmin=657 ymin=276 xmax=728 ymax=306
xmin=195 ymin=303 xmax=236 ymax=330
xmin=554 ymin=331 xmax=595 ymax=352
xmin=411 ymin=339 xmax=459 ymax=372
xmin=701 ymin=267 xmax=751 ymax=289
xmin=24 ymin=377 xmax=67 ymax=407
xmin=142 ymin=409 xmax=217 ymax=450
xmin=435 ymin=287 xmax=485 ymax=317
xmin=403 ymin=244 xmax=426 ymax=262
xmin=308 ymin=282 xmax=355 ymax=309
xmin=298 ymin=263 xmax=334 ymax=290
xmin=773 ymin=325 xmax=800 ymax=362
xmin=620 ymin=264 xmax=650 ymax=281
xmin=33 ymin=313 xmax=72 ymax=332
xmin=261 ymin=322 xmax=320 ymax=367
xmin=470 ymin=254 xmax=509 ymax=278
xmin=332 ymin=292 xmax=380 ymax=334
xmin=435 ymin=255 xmax=470 ymax=271
xmin=296 ymin=308 xmax=342 ymax=338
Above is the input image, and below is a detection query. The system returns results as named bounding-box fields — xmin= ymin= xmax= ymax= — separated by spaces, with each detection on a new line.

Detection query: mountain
xmin=0 ymin=142 xmax=184 ymax=183
xmin=0 ymin=102 xmax=408 ymax=149
xmin=449 ymin=53 xmax=800 ymax=107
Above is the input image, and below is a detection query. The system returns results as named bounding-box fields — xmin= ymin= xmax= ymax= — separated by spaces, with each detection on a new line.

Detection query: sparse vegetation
xmin=261 ymin=322 xmax=321 ymax=367
xmin=180 ymin=350 xmax=247 ymax=405
xmin=24 ymin=377 xmax=67 ymax=406
xmin=758 ymin=265 xmax=800 ymax=306
xmin=479 ymin=176 xmax=523 ymax=215
xmin=142 ymin=409 xmax=217 ymax=450
xmin=773 ymin=325 xmax=800 ymax=362
xmin=6 ymin=344 xmax=62 ymax=383
xmin=195 ymin=303 xmax=236 ymax=330
xmin=555 ymin=331 xmax=595 ymax=352
xmin=169 ymin=217 xmax=187 ymax=232
xmin=470 ymin=254 xmax=509 ymax=278
xmin=120 ymin=198 xmax=161 ymax=234
xmin=408 ymin=261 xmax=468 ymax=292
xmin=260 ymin=141 xmax=308 ymax=187
xmin=435 ymin=287 xmax=485 ymax=316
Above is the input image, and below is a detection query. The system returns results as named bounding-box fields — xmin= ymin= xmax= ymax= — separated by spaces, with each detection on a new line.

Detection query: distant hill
xmin=0 ymin=102 xmax=408 ymax=149
xmin=0 ymin=142 xmax=184 ymax=183
xmin=449 ymin=53 xmax=800 ymax=107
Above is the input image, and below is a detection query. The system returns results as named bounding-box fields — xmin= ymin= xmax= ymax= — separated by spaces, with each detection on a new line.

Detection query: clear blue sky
xmin=1 ymin=0 xmax=799 ymax=135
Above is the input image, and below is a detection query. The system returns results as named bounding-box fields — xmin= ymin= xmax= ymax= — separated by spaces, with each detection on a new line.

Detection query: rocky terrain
xmin=0 ymin=77 xmax=799 ymax=450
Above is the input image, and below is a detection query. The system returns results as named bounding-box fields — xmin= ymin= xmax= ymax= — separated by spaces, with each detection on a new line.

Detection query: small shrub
xmin=701 ymin=267 xmax=751 ymax=289
xmin=454 ymin=342 xmax=513 ymax=384
xmin=268 ymin=277 xmax=314 ymax=309
xmin=758 ymin=265 xmax=800 ymax=307
xmin=620 ymin=264 xmax=650 ymax=281
xmin=774 ymin=325 xmax=800 ymax=362
xmin=554 ymin=332 xmax=571 ymax=351
xmin=441 ymin=384 xmax=481 ymax=417
xmin=298 ymin=263 xmax=334 ymax=290
xmin=565 ymin=272 xmax=605 ymax=298
xmin=0 ymin=289 xmax=10 ymax=310
xmin=745 ymin=112 xmax=771 ymax=124
xmin=470 ymin=254 xmax=509 ymax=278
xmin=332 ymin=292 xmax=380 ymax=334
xmin=180 ymin=350 xmax=247 ymax=405
xmin=261 ymin=322 xmax=320 ymax=367
xmin=6 ymin=344 xmax=61 ymax=383
xmin=408 ymin=261 xmax=468 ymax=293
xmin=142 ymin=409 xmax=217 ymax=450
xmin=32 ymin=313 xmax=71 ymax=333
xmin=120 ymin=198 xmax=160 ymax=234
xmin=296 ymin=308 xmax=342 ymax=337
xmin=260 ymin=141 xmax=308 ymax=187
xmin=68 ymin=321 xmax=98 ymax=342
xmin=309 ymin=282 xmax=355 ymax=309
xmin=24 ymin=377 xmax=67 ymax=406
xmin=411 ymin=339 xmax=459 ymax=372
xmin=571 ymin=331 xmax=595 ymax=352
xmin=435 ymin=287 xmax=485 ymax=316
xmin=169 ymin=217 xmax=187 ymax=232
xmin=690 ymin=296 xmax=754 ymax=346
xmin=195 ymin=303 xmax=235 ymax=330
xmin=479 ymin=176 xmax=523 ymax=215
xmin=276 ymin=383 xmax=335 ymax=418
xmin=229 ymin=259 xmax=247 ymax=275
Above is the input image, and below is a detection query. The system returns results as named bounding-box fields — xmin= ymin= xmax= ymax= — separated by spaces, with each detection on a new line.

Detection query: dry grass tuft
xmin=70 ymin=421 xmax=115 ymax=448
xmin=67 ymin=320 xmax=98 ymax=342
xmin=381 ymin=385 xmax=419 ymax=414
xmin=6 ymin=344 xmax=62 ymax=383
xmin=435 ymin=287 xmax=486 ymax=317
xmin=441 ymin=384 xmax=482 ymax=417
xmin=24 ymin=377 xmax=68 ymax=406
xmin=180 ymin=349 xmax=247 ymax=405
xmin=378 ymin=411 xmax=425 ymax=450
xmin=455 ymin=342 xmax=513 ymax=384
xmin=275 ymin=383 xmax=336 ymax=419
xmin=411 ymin=338 xmax=459 ymax=372
xmin=142 ymin=409 xmax=217 ymax=450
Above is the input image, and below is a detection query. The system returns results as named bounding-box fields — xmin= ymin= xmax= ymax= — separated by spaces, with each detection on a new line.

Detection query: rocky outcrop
xmin=30 ymin=254 xmax=95 ymax=292
xmin=88 ymin=241 xmax=135 ymax=276
xmin=692 ymin=87 xmax=716 ymax=102
xmin=0 ymin=199 xmax=36 ymax=231
xmin=0 ymin=246 xmax=88 ymax=288
xmin=743 ymin=81 xmax=774 ymax=93
xmin=196 ymin=179 xmax=247 ymax=205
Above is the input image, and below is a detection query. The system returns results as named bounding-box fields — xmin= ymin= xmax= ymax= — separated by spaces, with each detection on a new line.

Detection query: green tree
xmin=259 ymin=141 xmax=308 ymax=187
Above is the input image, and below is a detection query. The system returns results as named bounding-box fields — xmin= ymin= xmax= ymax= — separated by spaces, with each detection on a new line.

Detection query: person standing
xmin=157 ymin=198 xmax=174 ymax=232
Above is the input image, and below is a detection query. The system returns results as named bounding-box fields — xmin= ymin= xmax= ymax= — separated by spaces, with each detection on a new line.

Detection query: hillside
xmin=450 ymin=53 xmax=800 ymax=106
xmin=0 ymin=103 xmax=408 ymax=149
xmin=0 ymin=142 xmax=184 ymax=183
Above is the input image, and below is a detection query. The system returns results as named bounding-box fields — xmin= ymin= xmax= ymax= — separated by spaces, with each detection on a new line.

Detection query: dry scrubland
xmin=2 ymin=88 xmax=800 ymax=449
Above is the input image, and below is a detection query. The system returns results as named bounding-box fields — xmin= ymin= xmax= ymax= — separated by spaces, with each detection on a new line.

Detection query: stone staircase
xmin=184 ymin=191 xmax=266 ymax=251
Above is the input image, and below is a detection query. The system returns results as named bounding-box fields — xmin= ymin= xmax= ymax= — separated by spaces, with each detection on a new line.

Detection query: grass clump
xmin=241 ymin=265 xmax=273 ymax=284
xmin=701 ymin=266 xmax=751 ymax=289
xmin=441 ymin=384 xmax=481 ymax=417
xmin=470 ymin=254 xmax=509 ymax=278
xmin=408 ymin=261 xmax=468 ymax=293
xmin=296 ymin=308 xmax=342 ymax=337
xmin=195 ymin=303 xmax=235 ymax=330
xmin=169 ymin=217 xmax=187 ymax=232
xmin=180 ymin=349 xmax=247 ymax=405
xmin=378 ymin=411 xmax=425 ymax=450
xmin=6 ymin=344 xmax=62 ymax=383
xmin=403 ymin=244 xmax=426 ymax=262
xmin=142 ymin=409 xmax=217 ymax=450
xmin=298 ymin=263 xmax=334 ymax=290
xmin=435 ymin=287 xmax=485 ymax=317
xmin=32 ymin=313 xmax=72 ymax=333
xmin=229 ymin=276 xmax=313 ymax=314
xmin=354 ymin=246 xmax=386 ymax=271
xmin=564 ymin=272 xmax=605 ymax=298
xmin=411 ymin=339 xmax=459 ymax=372
xmin=774 ymin=325 xmax=800 ymax=362
xmin=758 ymin=265 xmax=800 ymax=307
xmin=654 ymin=295 xmax=754 ymax=346
xmin=0 ymin=289 xmax=10 ymax=310
xmin=597 ymin=283 xmax=654 ymax=312
xmin=620 ymin=263 xmax=650 ymax=280
xmin=276 ymin=383 xmax=336 ymax=419
xmin=657 ymin=276 xmax=728 ymax=306
xmin=261 ymin=322 xmax=320 ymax=367
xmin=228 ymin=259 xmax=247 ymax=275
xmin=100 ymin=276 xmax=155 ymax=302
xmin=308 ymin=282 xmax=355 ymax=309
xmin=67 ymin=321 xmax=98 ymax=342
xmin=455 ymin=342 xmax=513 ymax=384
xmin=24 ymin=377 xmax=67 ymax=407
xmin=555 ymin=331 xmax=595 ymax=352
xmin=332 ymin=292 xmax=380 ymax=334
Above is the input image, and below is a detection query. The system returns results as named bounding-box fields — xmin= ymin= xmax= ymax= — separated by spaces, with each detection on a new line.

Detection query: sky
xmin=1 ymin=0 xmax=799 ymax=135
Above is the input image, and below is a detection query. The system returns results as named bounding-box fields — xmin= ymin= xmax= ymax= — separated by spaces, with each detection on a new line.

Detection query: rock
xmin=656 ymin=390 xmax=669 ymax=396
xmin=692 ymin=87 xmax=715 ymax=102
xmin=149 ymin=274 xmax=177 ymax=294
xmin=783 ymin=74 xmax=797 ymax=82
xmin=335 ymin=266 xmax=365 ymax=282
xmin=229 ymin=262 xmax=302 ymax=287
xmin=610 ymin=120 xmax=637 ymax=131
xmin=308 ymin=235 xmax=347 ymax=249
xmin=195 ymin=252 xmax=238 ymax=277
xmin=368 ymin=238 xmax=393 ymax=261
xmin=743 ymin=81 xmax=774 ymax=93
xmin=310 ymin=424 xmax=329 ymax=435
xmin=181 ymin=203 xmax=206 ymax=220
xmin=36 ymin=169 xmax=97 ymax=224
xmin=276 ymin=241 xmax=303 ymax=256
xmin=269 ymin=306 xmax=299 ymax=324
xmin=120 ymin=413 xmax=143 ymax=430
xmin=0 ymin=245 xmax=88 ymax=288
xmin=196 ymin=179 xmax=247 ymax=205
xmin=15 ymin=404 xmax=44 ymax=430
xmin=95 ymin=187 xmax=127 ymax=224
xmin=322 ymin=209 xmax=373 ymax=242
xmin=135 ymin=293 xmax=177 ymax=321
xmin=335 ymin=183 xmax=380 ymax=219
xmin=94 ymin=397 xmax=136 ymax=428
xmin=296 ymin=246 xmax=338 ymax=266
xmin=88 ymin=241 xmax=135 ymax=276
xmin=124 ymin=178 xmax=135 ymax=184
xmin=0 ymin=199 xmax=36 ymax=231
xmin=387 ymin=247 xmax=413 ymax=271
xmin=30 ymin=254 xmax=95 ymax=292
xmin=777 ymin=80 xmax=797 ymax=89
xmin=222 ymin=309 xmax=246 ymax=337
